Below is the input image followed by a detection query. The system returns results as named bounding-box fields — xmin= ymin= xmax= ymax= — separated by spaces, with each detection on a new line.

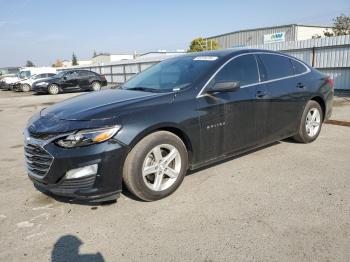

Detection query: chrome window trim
xmin=196 ymin=51 xmax=311 ymax=98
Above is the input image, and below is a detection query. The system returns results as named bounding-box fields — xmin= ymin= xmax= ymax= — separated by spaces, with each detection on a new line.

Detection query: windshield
xmin=19 ymin=71 xmax=31 ymax=79
xmin=122 ymin=56 xmax=218 ymax=92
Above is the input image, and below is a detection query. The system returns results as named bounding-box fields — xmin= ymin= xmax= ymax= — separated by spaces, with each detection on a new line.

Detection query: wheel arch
xmin=90 ymin=80 xmax=101 ymax=85
xmin=48 ymin=82 xmax=60 ymax=88
xmin=310 ymin=96 xmax=326 ymax=121
xmin=126 ymin=124 xmax=194 ymax=164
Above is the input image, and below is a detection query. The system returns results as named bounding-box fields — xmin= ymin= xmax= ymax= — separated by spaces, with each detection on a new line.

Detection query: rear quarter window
xmin=290 ymin=59 xmax=308 ymax=74
xmin=258 ymin=54 xmax=294 ymax=80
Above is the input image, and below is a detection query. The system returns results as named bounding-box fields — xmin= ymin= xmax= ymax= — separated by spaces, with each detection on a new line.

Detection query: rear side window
xmin=290 ymin=59 xmax=308 ymax=74
xmin=78 ymin=71 xmax=95 ymax=77
xmin=258 ymin=54 xmax=294 ymax=80
xmin=37 ymin=74 xmax=46 ymax=78
xmin=215 ymin=54 xmax=259 ymax=86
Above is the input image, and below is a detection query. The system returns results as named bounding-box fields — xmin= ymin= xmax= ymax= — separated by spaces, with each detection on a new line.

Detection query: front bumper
xmin=32 ymin=83 xmax=49 ymax=93
xmin=12 ymin=83 xmax=21 ymax=91
xmin=0 ymin=82 xmax=11 ymax=90
xmin=24 ymin=129 xmax=129 ymax=202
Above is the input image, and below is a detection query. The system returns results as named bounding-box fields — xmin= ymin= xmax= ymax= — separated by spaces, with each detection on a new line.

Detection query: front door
xmin=62 ymin=71 xmax=79 ymax=91
xmin=197 ymin=54 xmax=265 ymax=162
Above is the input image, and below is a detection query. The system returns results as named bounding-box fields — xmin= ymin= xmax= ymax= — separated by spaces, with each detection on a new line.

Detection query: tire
xmin=123 ymin=131 xmax=188 ymax=201
xmin=91 ymin=81 xmax=101 ymax=91
xmin=21 ymin=84 xmax=31 ymax=92
xmin=293 ymin=100 xmax=323 ymax=143
xmin=48 ymin=84 xmax=59 ymax=95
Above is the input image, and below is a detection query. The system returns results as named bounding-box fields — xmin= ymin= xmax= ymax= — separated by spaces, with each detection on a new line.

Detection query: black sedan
xmin=24 ymin=49 xmax=333 ymax=202
xmin=32 ymin=69 xmax=107 ymax=95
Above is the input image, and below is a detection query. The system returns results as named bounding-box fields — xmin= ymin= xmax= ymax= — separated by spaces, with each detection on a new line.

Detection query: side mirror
xmin=63 ymin=76 xmax=67 ymax=80
xmin=207 ymin=81 xmax=240 ymax=94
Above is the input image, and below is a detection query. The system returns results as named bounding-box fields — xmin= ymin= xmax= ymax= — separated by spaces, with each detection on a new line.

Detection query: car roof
xmin=173 ymin=48 xmax=288 ymax=61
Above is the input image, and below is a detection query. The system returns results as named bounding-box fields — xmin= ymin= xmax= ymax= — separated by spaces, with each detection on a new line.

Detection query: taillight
xmin=101 ymin=75 xmax=106 ymax=80
xmin=326 ymin=78 xmax=334 ymax=89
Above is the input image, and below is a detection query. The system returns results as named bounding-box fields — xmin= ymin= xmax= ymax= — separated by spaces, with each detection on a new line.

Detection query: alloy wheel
xmin=142 ymin=144 xmax=181 ymax=191
xmin=48 ymin=84 xmax=59 ymax=95
xmin=305 ymin=108 xmax=321 ymax=137
xmin=92 ymin=82 xmax=101 ymax=91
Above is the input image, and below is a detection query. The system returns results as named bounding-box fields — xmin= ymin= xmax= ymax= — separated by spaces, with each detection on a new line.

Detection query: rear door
xmin=76 ymin=71 xmax=91 ymax=89
xmin=257 ymin=53 xmax=309 ymax=141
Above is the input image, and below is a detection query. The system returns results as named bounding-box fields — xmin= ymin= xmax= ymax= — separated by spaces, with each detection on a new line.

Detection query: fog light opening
xmin=65 ymin=164 xmax=98 ymax=179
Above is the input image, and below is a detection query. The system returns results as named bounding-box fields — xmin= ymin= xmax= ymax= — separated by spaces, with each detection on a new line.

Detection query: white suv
xmin=13 ymin=73 xmax=56 ymax=92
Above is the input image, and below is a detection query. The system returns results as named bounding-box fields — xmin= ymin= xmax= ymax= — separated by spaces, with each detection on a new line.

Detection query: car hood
xmin=41 ymin=89 xmax=172 ymax=121
xmin=27 ymin=89 xmax=173 ymax=134
xmin=2 ymin=76 xmax=19 ymax=83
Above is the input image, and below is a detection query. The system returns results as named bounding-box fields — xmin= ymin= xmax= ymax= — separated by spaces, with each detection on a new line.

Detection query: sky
xmin=0 ymin=0 xmax=349 ymax=67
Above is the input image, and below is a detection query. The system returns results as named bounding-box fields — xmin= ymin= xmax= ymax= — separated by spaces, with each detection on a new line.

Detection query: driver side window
xmin=215 ymin=54 xmax=259 ymax=86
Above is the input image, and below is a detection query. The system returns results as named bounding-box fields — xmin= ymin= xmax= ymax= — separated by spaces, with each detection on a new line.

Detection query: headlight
xmin=55 ymin=126 xmax=121 ymax=148
xmin=36 ymin=82 xmax=48 ymax=86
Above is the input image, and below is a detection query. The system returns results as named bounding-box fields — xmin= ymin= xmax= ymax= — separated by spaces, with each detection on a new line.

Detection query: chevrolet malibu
xmin=24 ymin=49 xmax=333 ymax=202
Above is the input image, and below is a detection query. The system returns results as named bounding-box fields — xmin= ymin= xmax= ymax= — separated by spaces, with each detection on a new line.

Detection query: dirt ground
xmin=0 ymin=90 xmax=349 ymax=262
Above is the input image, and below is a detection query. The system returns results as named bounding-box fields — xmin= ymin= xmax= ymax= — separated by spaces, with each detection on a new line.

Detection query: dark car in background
xmin=32 ymin=69 xmax=107 ymax=95
xmin=24 ymin=49 xmax=333 ymax=203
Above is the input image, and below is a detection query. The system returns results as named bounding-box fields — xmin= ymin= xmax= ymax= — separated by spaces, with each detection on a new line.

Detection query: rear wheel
xmin=48 ymin=84 xmax=59 ymax=95
xmin=91 ymin=81 xmax=101 ymax=91
xmin=123 ymin=131 xmax=188 ymax=201
xmin=293 ymin=100 xmax=323 ymax=143
xmin=21 ymin=84 xmax=31 ymax=92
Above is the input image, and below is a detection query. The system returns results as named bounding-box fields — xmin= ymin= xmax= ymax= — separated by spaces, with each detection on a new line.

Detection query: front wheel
xmin=123 ymin=131 xmax=188 ymax=201
xmin=293 ymin=100 xmax=323 ymax=143
xmin=21 ymin=84 xmax=31 ymax=92
xmin=48 ymin=84 xmax=60 ymax=95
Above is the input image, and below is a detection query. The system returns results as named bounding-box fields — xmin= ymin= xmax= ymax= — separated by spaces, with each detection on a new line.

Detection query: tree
xmin=52 ymin=59 xmax=63 ymax=67
xmin=26 ymin=60 xmax=35 ymax=67
xmin=72 ymin=53 xmax=78 ymax=66
xmin=93 ymin=50 xmax=97 ymax=58
xmin=188 ymin=37 xmax=219 ymax=52
xmin=324 ymin=14 xmax=350 ymax=37
xmin=333 ymin=14 xmax=350 ymax=35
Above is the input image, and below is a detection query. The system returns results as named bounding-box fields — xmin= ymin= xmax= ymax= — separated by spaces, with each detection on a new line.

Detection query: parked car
xmin=0 ymin=73 xmax=21 ymax=90
xmin=32 ymin=70 xmax=107 ymax=95
xmin=24 ymin=49 xmax=333 ymax=202
xmin=0 ymin=67 xmax=56 ymax=90
xmin=12 ymin=73 xmax=57 ymax=92
xmin=0 ymin=67 xmax=20 ymax=80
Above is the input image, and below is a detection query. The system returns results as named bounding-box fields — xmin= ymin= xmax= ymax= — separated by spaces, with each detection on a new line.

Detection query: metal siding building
xmin=207 ymin=24 xmax=331 ymax=48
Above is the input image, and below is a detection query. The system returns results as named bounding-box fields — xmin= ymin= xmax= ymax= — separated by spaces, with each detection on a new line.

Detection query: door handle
xmin=256 ymin=90 xmax=268 ymax=99
xmin=296 ymin=82 xmax=305 ymax=89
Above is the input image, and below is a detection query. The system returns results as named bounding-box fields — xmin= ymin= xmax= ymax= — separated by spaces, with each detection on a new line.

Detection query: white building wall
xmin=110 ymin=54 xmax=133 ymax=62
xmin=92 ymin=54 xmax=133 ymax=64
xmin=296 ymin=26 xmax=332 ymax=40
xmin=77 ymin=60 xmax=92 ymax=66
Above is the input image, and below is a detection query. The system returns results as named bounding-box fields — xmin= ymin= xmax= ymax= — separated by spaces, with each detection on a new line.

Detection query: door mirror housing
xmin=207 ymin=81 xmax=240 ymax=94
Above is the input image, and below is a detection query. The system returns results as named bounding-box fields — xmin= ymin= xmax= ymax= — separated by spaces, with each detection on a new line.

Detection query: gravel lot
xmin=0 ymin=90 xmax=349 ymax=262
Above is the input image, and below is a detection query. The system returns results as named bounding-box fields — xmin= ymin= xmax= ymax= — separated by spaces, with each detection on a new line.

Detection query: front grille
xmin=24 ymin=144 xmax=53 ymax=177
xmin=29 ymin=131 xmax=57 ymax=140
